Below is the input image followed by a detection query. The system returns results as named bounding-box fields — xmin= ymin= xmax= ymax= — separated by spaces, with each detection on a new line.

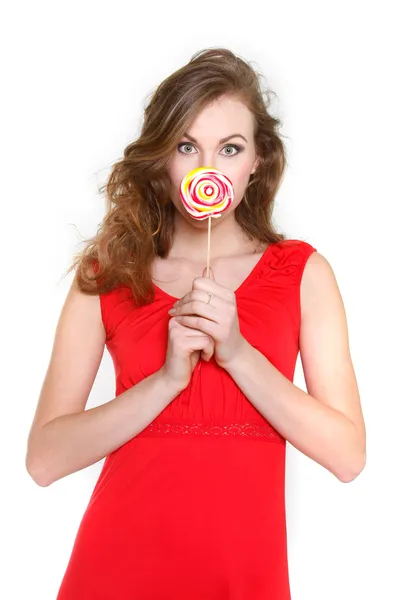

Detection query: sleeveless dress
xmin=56 ymin=238 xmax=317 ymax=600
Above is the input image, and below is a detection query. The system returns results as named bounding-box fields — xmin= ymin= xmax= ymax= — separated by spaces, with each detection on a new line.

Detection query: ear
xmin=250 ymin=156 xmax=260 ymax=175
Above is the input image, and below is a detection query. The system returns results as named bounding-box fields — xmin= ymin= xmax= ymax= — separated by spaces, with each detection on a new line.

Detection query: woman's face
xmin=166 ymin=95 xmax=260 ymax=226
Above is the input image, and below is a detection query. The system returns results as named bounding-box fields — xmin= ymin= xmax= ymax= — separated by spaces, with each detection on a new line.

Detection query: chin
xmin=181 ymin=207 xmax=231 ymax=225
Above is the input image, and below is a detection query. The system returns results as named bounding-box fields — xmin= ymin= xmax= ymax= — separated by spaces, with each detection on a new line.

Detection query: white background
xmin=1 ymin=1 xmax=399 ymax=598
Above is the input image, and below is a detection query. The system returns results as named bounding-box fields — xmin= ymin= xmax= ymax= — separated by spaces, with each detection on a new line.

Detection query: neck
xmin=168 ymin=210 xmax=257 ymax=262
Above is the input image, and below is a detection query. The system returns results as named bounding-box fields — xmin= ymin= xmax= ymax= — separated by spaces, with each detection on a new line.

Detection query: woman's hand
xmin=168 ymin=266 xmax=247 ymax=369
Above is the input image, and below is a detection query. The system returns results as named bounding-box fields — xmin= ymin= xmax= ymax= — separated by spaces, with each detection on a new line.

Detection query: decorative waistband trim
xmin=135 ymin=421 xmax=285 ymax=443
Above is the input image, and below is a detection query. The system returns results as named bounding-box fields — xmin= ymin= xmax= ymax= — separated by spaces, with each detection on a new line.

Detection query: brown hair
xmin=65 ymin=47 xmax=288 ymax=306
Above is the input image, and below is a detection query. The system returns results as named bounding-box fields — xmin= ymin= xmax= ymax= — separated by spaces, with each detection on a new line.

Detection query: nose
xmin=195 ymin=152 xmax=220 ymax=172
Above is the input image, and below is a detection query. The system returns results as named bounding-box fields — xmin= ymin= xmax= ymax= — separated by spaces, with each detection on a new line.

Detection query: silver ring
xmin=206 ymin=292 xmax=214 ymax=305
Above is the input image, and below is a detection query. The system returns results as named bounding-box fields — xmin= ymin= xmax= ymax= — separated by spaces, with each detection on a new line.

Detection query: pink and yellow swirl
xmin=179 ymin=167 xmax=234 ymax=220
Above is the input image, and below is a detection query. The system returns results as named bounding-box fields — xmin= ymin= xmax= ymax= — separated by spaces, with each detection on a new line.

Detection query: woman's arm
xmin=223 ymin=252 xmax=366 ymax=483
xmin=27 ymin=369 xmax=181 ymax=488
xmin=25 ymin=276 xmax=182 ymax=488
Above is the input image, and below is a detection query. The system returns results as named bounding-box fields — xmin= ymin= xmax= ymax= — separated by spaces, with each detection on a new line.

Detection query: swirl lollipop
xmin=180 ymin=167 xmax=234 ymax=276
xmin=180 ymin=167 xmax=234 ymax=220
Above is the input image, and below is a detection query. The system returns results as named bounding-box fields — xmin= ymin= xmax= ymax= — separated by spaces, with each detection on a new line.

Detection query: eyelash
xmin=177 ymin=142 xmax=243 ymax=156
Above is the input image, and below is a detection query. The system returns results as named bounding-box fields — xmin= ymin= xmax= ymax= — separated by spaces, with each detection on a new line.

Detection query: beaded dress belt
xmin=135 ymin=421 xmax=285 ymax=443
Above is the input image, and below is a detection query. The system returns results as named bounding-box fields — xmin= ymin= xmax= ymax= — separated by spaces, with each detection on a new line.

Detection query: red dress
xmin=57 ymin=239 xmax=317 ymax=600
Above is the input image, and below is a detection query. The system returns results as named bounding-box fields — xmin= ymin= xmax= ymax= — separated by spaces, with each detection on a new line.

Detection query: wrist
xmin=158 ymin=366 xmax=187 ymax=395
xmin=221 ymin=337 xmax=252 ymax=373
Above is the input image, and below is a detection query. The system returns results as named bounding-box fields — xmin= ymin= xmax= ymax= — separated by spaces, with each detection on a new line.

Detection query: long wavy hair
xmin=65 ymin=47 xmax=288 ymax=306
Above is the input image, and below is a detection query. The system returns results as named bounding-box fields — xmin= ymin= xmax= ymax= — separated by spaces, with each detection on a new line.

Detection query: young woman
xmin=26 ymin=48 xmax=366 ymax=599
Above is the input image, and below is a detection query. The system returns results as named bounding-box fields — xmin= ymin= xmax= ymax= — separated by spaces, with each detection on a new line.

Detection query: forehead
xmin=186 ymin=96 xmax=254 ymax=139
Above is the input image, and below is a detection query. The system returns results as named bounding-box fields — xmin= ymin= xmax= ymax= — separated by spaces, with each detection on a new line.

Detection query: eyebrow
xmin=182 ymin=132 xmax=248 ymax=144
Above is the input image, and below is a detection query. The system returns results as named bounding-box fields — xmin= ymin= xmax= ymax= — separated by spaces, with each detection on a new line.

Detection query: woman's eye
xmin=221 ymin=144 xmax=241 ymax=156
xmin=177 ymin=143 xmax=242 ymax=156
xmin=178 ymin=143 xmax=196 ymax=154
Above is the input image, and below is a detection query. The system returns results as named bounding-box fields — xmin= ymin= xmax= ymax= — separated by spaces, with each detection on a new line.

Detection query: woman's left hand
xmin=167 ymin=266 xmax=247 ymax=369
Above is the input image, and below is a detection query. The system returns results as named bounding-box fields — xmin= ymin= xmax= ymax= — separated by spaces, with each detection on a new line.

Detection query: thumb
xmin=203 ymin=266 xmax=215 ymax=280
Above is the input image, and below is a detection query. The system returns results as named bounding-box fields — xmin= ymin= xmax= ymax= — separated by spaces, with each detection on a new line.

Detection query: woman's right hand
xmin=162 ymin=316 xmax=215 ymax=390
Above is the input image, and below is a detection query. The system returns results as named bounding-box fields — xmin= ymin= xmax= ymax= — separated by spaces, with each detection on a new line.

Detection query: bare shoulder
xmin=299 ymin=251 xmax=366 ymax=460
xmin=300 ymin=250 xmax=335 ymax=312
xmin=299 ymin=249 xmax=348 ymax=365
xmin=26 ymin=272 xmax=106 ymax=445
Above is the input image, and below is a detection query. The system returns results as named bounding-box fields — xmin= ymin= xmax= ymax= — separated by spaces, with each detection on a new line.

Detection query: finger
xmin=169 ymin=299 xmax=219 ymax=323
xmin=200 ymin=338 xmax=214 ymax=361
xmin=170 ymin=317 xmax=214 ymax=337
xmin=174 ymin=288 xmax=221 ymax=309
xmin=192 ymin=276 xmax=233 ymax=302
xmin=202 ymin=266 xmax=215 ymax=280
xmin=172 ymin=315 xmax=217 ymax=338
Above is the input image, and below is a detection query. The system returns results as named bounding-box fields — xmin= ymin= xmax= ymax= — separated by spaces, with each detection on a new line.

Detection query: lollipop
xmin=179 ymin=167 xmax=234 ymax=276
xmin=180 ymin=167 xmax=234 ymax=220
